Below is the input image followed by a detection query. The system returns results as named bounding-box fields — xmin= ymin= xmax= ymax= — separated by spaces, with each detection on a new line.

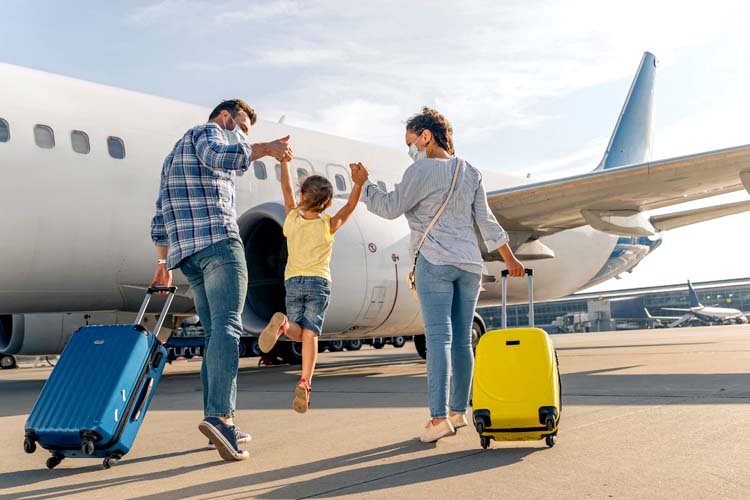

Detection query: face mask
xmin=408 ymin=142 xmax=427 ymax=162
xmin=223 ymin=120 xmax=247 ymax=145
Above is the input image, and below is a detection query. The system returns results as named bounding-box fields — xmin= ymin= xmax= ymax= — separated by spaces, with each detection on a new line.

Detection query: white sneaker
xmin=419 ymin=419 xmax=455 ymax=443
xmin=449 ymin=413 xmax=469 ymax=431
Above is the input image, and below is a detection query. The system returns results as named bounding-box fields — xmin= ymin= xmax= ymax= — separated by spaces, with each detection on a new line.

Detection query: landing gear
xmin=344 ymin=340 xmax=362 ymax=351
xmin=327 ymin=340 xmax=345 ymax=352
xmin=0 ymin=354 xmax=17 ymax=369
xmin=414 ymin=335 xmax=426 ymax=359
xmin=392 ymin=336 xmax=406 ymax=348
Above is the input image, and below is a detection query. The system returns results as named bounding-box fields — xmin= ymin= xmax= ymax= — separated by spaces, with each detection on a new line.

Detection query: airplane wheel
xmin=372 ymin=340 xmax=385 ymax=349
xmin=344 ymin=340 xmax=362 ymax=351
xmin=328 ymin=340 xmax=345 ymax=352
xmin=0 ymin=354 xmax=17 ymax=369
xmin=414 ymin=335 xmax=426 ymax=360
xmin=392 ymin=336 xmax=406 ymax=348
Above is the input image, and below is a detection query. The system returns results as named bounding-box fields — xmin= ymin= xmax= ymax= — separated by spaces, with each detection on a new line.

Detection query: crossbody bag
xmin=408 ymin=157 xmax=461 ymax=302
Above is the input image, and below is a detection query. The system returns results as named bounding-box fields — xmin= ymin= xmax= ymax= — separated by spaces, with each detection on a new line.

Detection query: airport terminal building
xmin=479 ymin=277 xmax=750 ymax=333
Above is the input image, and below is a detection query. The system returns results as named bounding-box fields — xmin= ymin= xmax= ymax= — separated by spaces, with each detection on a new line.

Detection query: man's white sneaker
xmin=449 ymin=413 xmax=469 ymax=431
xmin=419 ymin=419 xmax=455 ymax=443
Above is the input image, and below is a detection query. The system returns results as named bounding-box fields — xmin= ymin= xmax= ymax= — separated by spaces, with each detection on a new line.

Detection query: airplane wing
xmin=486 ymin=145 xmax=750 ymax=237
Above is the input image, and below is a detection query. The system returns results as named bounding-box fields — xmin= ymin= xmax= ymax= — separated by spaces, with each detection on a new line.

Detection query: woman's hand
xmin=505 ymin=255 xmax=526 ymax=277
xmin=350 ymin=162 xmax=369 ymax=186
xmin=498 ymin=243 xmax=525 ymax=277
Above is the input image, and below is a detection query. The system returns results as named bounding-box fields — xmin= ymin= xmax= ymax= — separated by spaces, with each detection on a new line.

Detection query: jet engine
xmin=237 ymin=201 xmax=423 ymax=340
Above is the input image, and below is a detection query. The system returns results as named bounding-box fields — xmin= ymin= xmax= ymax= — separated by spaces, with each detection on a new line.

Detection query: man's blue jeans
xmin=179 ymin=238 xmax=248 ymax=418
xmin=416 ymin=254 xmax=481 ymax=419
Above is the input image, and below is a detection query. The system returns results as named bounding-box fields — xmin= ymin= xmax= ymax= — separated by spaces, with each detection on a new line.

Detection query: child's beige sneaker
xmin=259 ymin=313 xmax=287 ymax=353
xmin=419 ymin=419 xmax=455 ymax=443
xmin=449 ymin=413 xmax=469 ymax=431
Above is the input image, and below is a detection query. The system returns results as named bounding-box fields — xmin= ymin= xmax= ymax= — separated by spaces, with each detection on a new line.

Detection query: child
xmin=258 ymin=160 xmax=364 ymax=413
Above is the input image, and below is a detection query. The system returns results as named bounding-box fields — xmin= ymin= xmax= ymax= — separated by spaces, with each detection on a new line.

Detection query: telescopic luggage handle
xmin=501 ymin=269 xmax=534 ymax=329
xmin=135 ymin=286 xmax=177 ymax=337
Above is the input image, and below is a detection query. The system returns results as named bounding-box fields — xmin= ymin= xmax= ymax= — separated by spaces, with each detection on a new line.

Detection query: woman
xmin=350 ymin=107 xmax=525 ymax=443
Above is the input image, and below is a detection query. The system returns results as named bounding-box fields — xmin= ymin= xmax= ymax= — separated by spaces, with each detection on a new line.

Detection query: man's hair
xmin=299 ymin=175 xmax=334 ymax=213
xmin=405 ymin=107 xmax=455 ymax=155
xmin=208 ymin=99 xmax=257 ymax=125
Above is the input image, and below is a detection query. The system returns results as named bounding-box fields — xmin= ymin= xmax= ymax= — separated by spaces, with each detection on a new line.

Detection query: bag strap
xmin=413 ymin=157 xmax=461 ymax=263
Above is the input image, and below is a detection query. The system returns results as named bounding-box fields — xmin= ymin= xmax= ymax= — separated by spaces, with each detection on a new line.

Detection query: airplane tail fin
xmin=595 ymin=52 xmax=657 ymax=170
xmin=687 ymin=280 xmax=702 ymax=308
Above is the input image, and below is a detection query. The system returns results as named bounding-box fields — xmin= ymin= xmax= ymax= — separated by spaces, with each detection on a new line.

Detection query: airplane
xmin=2 ymin=51 xmax=750 ymax=363
xmin=652 ymin=280 xmax=749 ymax=326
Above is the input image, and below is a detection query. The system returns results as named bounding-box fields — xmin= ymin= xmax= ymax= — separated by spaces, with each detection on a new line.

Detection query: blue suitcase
xmin=23 ymin=286 xmax=176 ymax=469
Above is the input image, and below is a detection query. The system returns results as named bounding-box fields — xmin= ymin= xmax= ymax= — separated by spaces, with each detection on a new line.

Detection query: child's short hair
xmin=299 ymin=175 xmax=334 ymax=213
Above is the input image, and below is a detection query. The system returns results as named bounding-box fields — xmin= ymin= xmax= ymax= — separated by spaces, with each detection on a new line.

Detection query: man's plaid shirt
xmin=151 ymin=123 xmax=252 ymax=269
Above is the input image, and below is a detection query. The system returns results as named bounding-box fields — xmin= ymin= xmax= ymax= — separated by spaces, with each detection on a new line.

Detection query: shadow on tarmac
xmin=0 ymin=448 xmax=212 ymax=498
xmin=130 ymin=440 xmax=538 ymax=500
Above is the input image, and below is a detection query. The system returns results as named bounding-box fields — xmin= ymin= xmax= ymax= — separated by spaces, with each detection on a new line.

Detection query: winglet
xmin=596 ymin=52 xmax=657 ymax=170
xmin=687 ymin=280 xmax=702 ymax=308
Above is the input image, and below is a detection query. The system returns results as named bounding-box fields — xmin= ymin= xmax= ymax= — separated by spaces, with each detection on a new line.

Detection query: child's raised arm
xmin=280 ymin=160 xmax=297 ymax=214
xmin=330 ymin=163 xmax=367 ymax=234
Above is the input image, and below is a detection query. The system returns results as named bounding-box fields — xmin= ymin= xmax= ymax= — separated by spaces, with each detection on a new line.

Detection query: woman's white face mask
xmin=408 ymin=142 xmax=427 ymax=162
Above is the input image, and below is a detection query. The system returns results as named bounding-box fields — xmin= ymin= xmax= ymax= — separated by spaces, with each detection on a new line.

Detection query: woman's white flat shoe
xmin=449 ymin=413 xmax=469 ymax=431
xmin=419 ymin=419 xmax=456 ymax=443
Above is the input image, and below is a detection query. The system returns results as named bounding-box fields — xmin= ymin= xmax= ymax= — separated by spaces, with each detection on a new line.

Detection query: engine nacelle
xmin=238 ymin=201 xmax=423 ymax=340
xmin=0 ymin=311 xmax=151 ymax=355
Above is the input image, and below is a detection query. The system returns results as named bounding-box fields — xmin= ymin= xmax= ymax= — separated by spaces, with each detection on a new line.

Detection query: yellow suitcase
xmin=472 ymin=269 xmax=561 ymax=449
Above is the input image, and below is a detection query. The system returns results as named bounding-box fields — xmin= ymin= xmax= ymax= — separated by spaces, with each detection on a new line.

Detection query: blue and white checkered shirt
xmin=150 ymin=123 xmax=252 ymax=269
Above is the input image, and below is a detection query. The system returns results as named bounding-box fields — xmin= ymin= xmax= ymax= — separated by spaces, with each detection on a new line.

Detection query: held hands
xmin=349 ymin=162 xmax=369 ymax=186
xmin=268 ymin=135 xmax=293 ymax=162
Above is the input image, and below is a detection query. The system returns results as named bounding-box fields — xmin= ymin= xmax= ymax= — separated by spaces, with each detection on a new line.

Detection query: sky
xmin=2 ymin=0 xmax=749 ymax=292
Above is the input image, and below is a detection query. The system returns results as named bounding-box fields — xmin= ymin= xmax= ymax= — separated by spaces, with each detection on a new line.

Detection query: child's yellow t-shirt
xmin=283 ymin=208 xmax=334 ymax=282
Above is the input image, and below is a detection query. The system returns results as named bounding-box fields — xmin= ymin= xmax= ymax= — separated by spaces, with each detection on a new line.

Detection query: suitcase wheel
xmin=23 ymin=437 xmax=36 ymax=454
xmin=81 ymin=437 xmax=95 ymax=456
xmin=480 ymin=436 xmax=491 ymax=450
xmin=46 ymin=455 xmax=63 ymax=469
xmin=103 ymin=456 xmax=119 ymax=469
xmin=545 ymin=435 xmax=557 ymax=448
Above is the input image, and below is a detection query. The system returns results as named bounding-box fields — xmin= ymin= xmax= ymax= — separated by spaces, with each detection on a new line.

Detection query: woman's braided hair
xmin=298 ymin=175 xmax=334 ymax=213
xmin=405 ymin=107 xmax=455 ymax=155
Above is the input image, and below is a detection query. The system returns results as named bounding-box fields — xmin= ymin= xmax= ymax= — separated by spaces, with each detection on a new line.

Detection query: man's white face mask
xmin=223 ymin=117 xmax=247 ymax=144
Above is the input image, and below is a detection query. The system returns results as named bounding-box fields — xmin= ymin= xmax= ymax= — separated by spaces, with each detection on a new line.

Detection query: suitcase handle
xmin=135 ymin=286 xmax=177 ymax=337
xmin=501 ymin=269 xmax=534 ymax=329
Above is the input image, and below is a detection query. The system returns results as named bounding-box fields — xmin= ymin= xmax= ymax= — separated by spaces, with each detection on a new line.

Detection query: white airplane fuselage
xmin=1 ymin=63 xmax=651 ymax=353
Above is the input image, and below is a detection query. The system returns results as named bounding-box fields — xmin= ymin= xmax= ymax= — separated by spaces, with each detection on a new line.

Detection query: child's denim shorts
xmin=285 ymin=276 xmax=331 ymax=336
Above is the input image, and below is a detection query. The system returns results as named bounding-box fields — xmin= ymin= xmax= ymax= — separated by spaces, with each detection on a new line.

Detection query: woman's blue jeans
xmin=179 ymin=238 xmax=248 ymax=418
xmin=415 ymin=254 xmax=481 ymax=418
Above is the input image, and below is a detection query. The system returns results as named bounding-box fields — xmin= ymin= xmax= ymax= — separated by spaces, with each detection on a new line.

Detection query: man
xmin=150 ymin=99 xmax=292 ymax=461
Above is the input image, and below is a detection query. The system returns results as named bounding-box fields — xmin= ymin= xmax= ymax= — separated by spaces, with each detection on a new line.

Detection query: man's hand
xmin=268 ymin=135 xmax=293 ymax=162
xmin=150 ymin=265 xmax=173 ymax=294
xmin=350 ymin=162 xmax=369 ymax=186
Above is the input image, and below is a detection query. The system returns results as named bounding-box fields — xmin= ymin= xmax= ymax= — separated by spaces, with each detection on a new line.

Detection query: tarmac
xmin=1 ymin=325 xmax=749 ymax=499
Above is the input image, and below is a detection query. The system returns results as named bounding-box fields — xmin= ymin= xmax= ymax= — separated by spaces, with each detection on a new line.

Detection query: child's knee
xmin=302 ymin=329 xmax=318 ymax=341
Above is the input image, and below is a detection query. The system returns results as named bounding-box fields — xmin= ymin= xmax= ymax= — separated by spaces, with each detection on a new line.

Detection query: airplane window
xmin=335 ymin=174 xmax=347 ymax=192
xmin=253 ymin=161 xmax=267 ymax=180
xmin=377 ymin=181 xmax=387 ymax=191
xmin=0 ymin=119 xmax=9 ymax=142
xmin=34 ymin=124 xmax=55 ymax=149
xmin=71 ymin=130 xmax=90 ymax=154
xmin=274 ymin=163 xmax=282 ymax=181
xmin=107 ymin=136 xmax=126 ymax=159
xmin=297 ymin=168 xmax=308 ymax=180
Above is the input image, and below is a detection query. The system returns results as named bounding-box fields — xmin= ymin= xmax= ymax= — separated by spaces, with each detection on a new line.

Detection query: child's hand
xmin=350 ymin=162 xmax=369 ymax=186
